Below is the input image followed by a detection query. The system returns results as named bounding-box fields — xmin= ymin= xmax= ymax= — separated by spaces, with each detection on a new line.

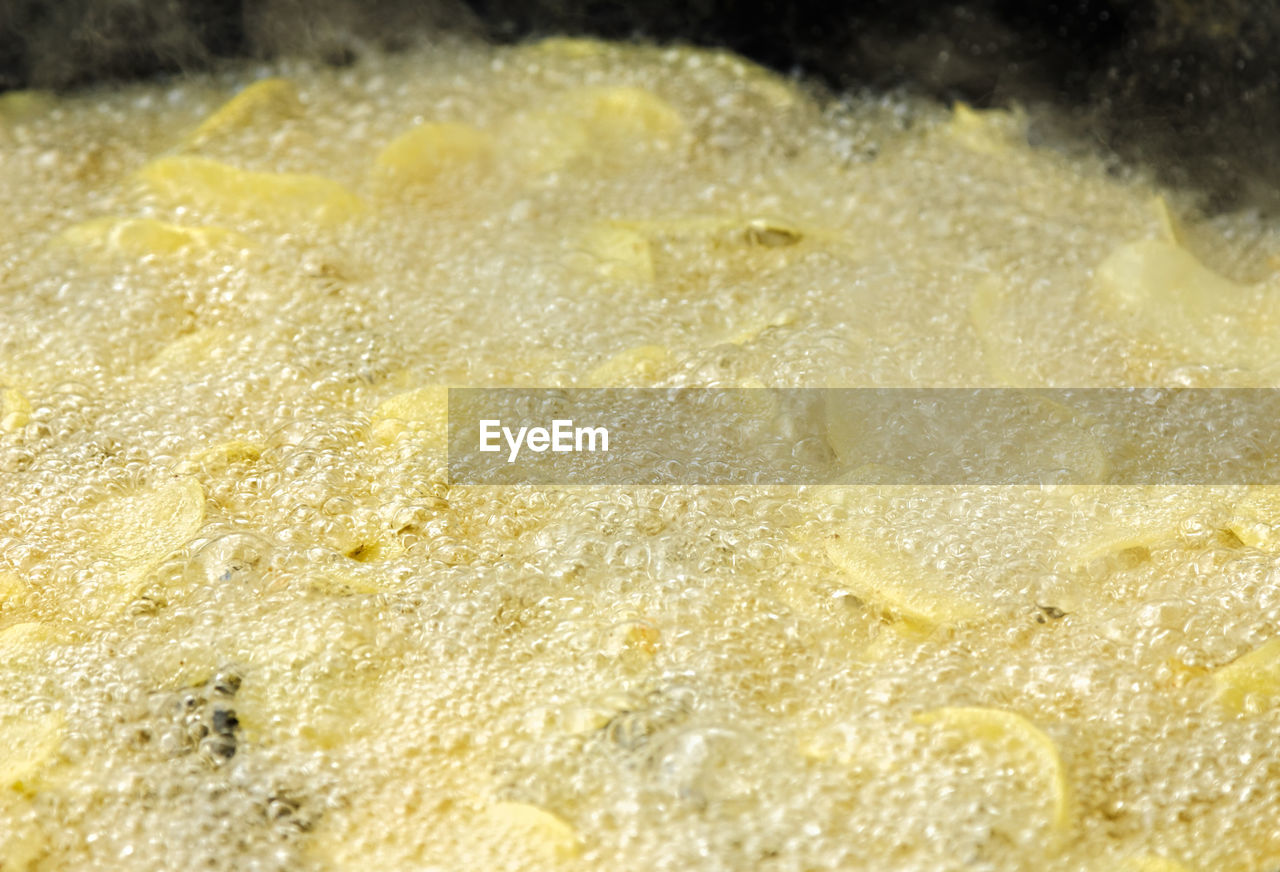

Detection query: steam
xmin=0 ymin=0 xmax=1276 ymax=212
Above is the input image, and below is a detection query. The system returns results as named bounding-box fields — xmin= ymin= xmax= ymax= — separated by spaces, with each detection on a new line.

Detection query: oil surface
xmin=2 ymin=37 xmax=1280 ymax=872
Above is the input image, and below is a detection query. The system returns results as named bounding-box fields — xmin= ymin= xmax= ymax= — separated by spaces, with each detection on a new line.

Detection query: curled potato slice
xmin=373 ymin=121 xmax=493 ymax=186
xmin=523 ymin=36 xmax=612 ymax=59
xmin=1149 ymin=196 xmax=1187 ymax=247
xmin=1 ymin=386 xmax=31 ymax=432
xmin=1212 ymin=637 xmax=1280 ymax=715
xmin=83 ymin=478 xmax=205 ymax=565
xmin=59 ymin=217 xmax=252 ymax=261
xmin=824 ymin=533 xmax=985 ymax=630
xmin=138 ymin=156 xmax=364 ymax=225
xmin=187 ymin=78 xmax=302 ymax=147
xmin=484 ymin=801 xmax=582 ymax=860
xmin=1065 ymin=489 xmax=1210 ymax=570
xmin=914 ymin=706 xmax=1071 ymax=831
xmin=0 ymin=710 xmax=65 ymax=792
xmin=944 ymin=102 xmax=1027 ymax=156
xmin=1093 ymin=237 xmax=1280 ymax=370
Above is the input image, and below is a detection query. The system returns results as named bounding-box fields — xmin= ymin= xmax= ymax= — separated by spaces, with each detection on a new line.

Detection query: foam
xmin=1 ymin=35 xmax=1280 ymax=872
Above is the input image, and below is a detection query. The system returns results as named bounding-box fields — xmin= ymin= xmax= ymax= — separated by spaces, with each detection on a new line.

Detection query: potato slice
xmin=83 ymin=478 xmax=205 ymax=564
xmin=824 ymin=533 xmax=986 ymax=630
xmin=1093 ymin=238 xmax=1280 ymax=370
xmin=914 ymin=706 xmax=1071 ymax=831
xmin=146 ymin=327 xmax=232 ymax=377
xmin=969 ymin=277 xmax=1031 ymax=387
xmin=138 ymin=156 xmax=364 ymax=226
xmin=503 ymin=85 xmax=683 ymax=174
xmin=0 ymin=90 xmax=54 ymax=123
xmin=523 ymin=36 xmax=612 ymax=59
xmin=374 ymin=121 xmax=493 ymax=186
xmin=566 ymin=85 xmax=684 ymax=143
xmin=0 ymin=622 xmax=58 ymax=658
xmin=173 ymin=439 xmax=263 ymax=476
xmin=59 ymin=217 xmax=252 ymax=260
xmin=187 ymin=78 xmax=302 ymax=147
xmin=484 ymin=801 xmax=582 ymax=860
xmin=0 ymin=710 xmax=65 ymax=792
xmin=586 ymin=344 xmax=673 ymax=386
xmin=1227 ymin=490 xmax=1280 ymax=551
xmin=1213 ymin=637 xmax=1280 ymax=715
xmin=371 ymin=386 xmax=448 ymax=447
xmin=944 ymin=103 xmax=1026 ymax=156
xmin=571 ymin=222 xmax=655 ymax=283
xmin=720 ymin=309 xmax=795 ymax=347
xmin=1149 ymin=196 xmax=1187 ymax=247
xmin=1116 ymin=856 xmax=1192 ymax=872
xmin=1 ymin=386 xmax=31 ymax=432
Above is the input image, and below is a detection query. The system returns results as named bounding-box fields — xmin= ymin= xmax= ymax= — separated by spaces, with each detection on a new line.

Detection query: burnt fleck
xmin=1035 ymin=604 xmax=1067 ymax=624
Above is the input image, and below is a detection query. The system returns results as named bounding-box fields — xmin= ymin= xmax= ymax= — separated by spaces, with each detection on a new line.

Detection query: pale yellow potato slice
xmin=146 ymin=327 xmax=232 ymax=377
xmin=586 ymin=344 xmax=673 ymax=386
xmin=824 ymin=533 xmax=986 ymax=630
xmin=374 ymin=121 xmax=493 ymax=186
xmin=944 ymin=102 xmax=1027 ymax=156
xmin=1213 ymin=637 xmax=1280 ymax=715
xmin=1149 ymin=196 xmax=1187 ymax=246
xmin=0 ymin=622 xmax=58 ymax=657
xmin=0 ymin=710 xmax=66 ymax=792
xmin=370 ymin=386 xmax=448 ymax=447
xmin=484 ymin=801 xmax=582 ymax=860
xmin=172 ymin=439 xmax=263 ymax=476
xmin=1093 ymin=237 xmax=1280 ymax=370
xmin=1 ymin=386 xmax=31 ymax=432
xmin=570 ymin=222 xmax=655 ymax=283
xmin=719 ymin=309 xmax=795 ymax=347
xmin=1227 ymin=490 xmax=1280 ymax=550
xmin=83 ymin=478 xmax=206 ymax=564
xmin=522 ymin=36 xmax=612 ymax=59
xmin=521 ymin=39 xmax=801 ymax=109
xmin=502 ymin=85 xmax=683 ymax=174
xmin=915 ymin=706 xmax=1071 ymax=831
xmin=59 ymin=217 xmax=252 ymax=260
xmin=138 ymin=156 xmax=364 ymax=226
xmin=564 ymin=85 xmax=684 ymax=143
xmin=0 ymin=570 xmax=23 ymax=601
xmin=969 ymin=276 xmax=1033 ymax=387
xmin=0 ymin=794 xmax=45 ymax=871
xmin=0 ymin=90 xmax=54 ymax=122
xmin=1066 ymin=489 xmax=1212 ymax=570
xmin=1114 ymin=856 xmax=1192 ymax=872
xmin=187 ymin=78 xmax=302 ymax=147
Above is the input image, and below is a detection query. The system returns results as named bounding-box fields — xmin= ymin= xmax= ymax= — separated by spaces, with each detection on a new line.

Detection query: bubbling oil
xmin=2 ymin=35 xmax=1280 ymax=872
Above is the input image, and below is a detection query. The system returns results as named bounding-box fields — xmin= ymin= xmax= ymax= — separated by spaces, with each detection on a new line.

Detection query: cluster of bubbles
xmin=2 ymin=33 xmax=1280 ymax=872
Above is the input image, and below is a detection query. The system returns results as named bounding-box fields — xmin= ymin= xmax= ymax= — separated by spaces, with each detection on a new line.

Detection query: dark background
xmin=1 ymin=0 xmax=1276 ymax=212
